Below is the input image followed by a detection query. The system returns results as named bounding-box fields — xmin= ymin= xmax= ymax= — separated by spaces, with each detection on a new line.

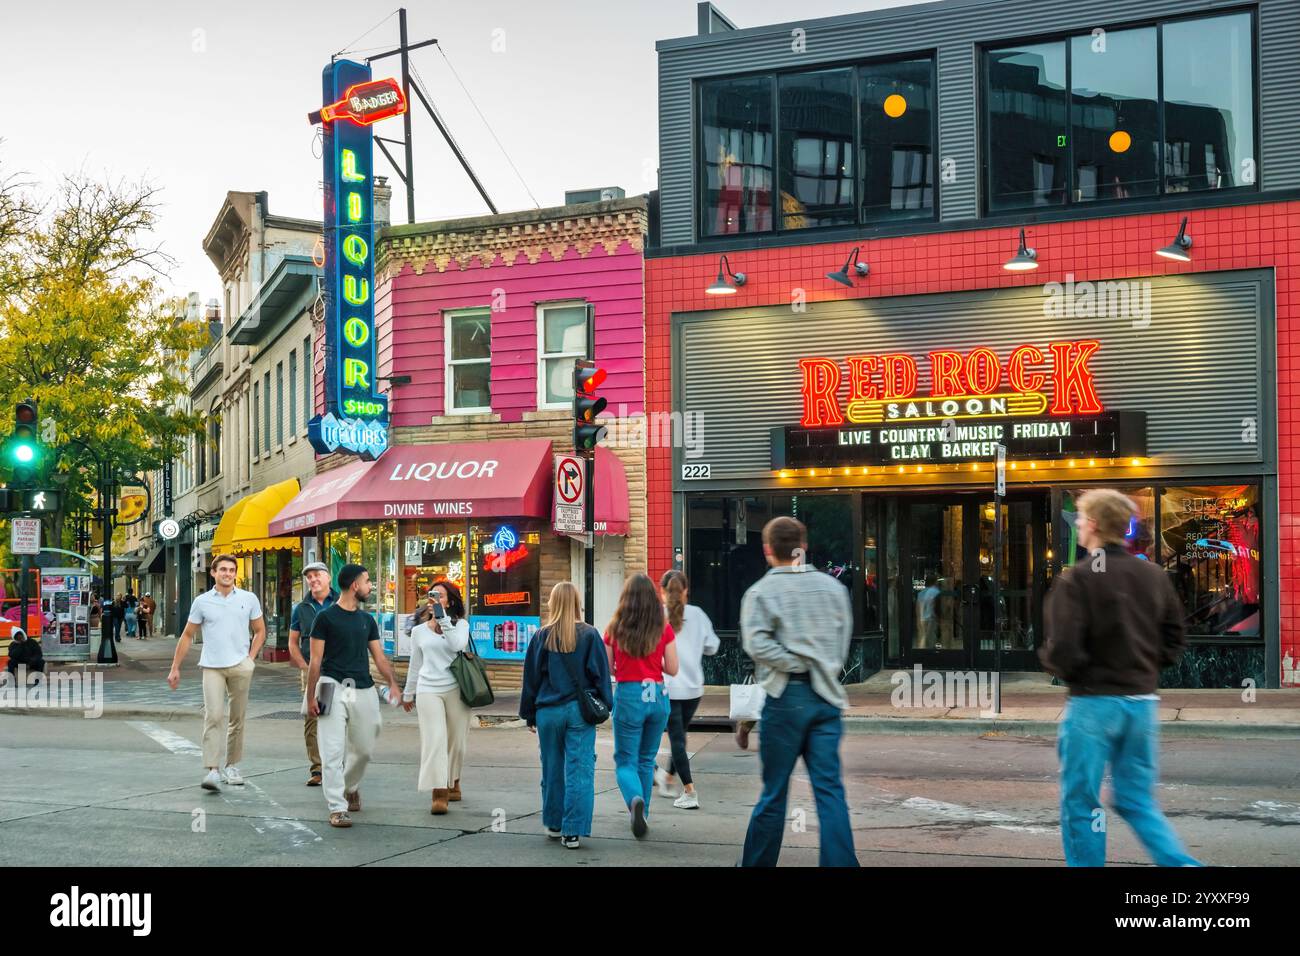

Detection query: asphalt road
xmin=1 ymin=712 xmax=1297 ymax=866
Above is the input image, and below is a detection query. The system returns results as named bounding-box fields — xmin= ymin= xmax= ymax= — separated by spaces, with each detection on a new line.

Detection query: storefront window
xmin=862 ymin=500 xmax=881 ymax=632
xmin=1059 ymin=487 xmax=1155 ymax=562
xmin=1160 ymin=486 xmax=1260 ymax=637
xmin=773 ymin=494 xmax=853 ymax=590
xmin=468 ymin=524 xmax=542 ymax=661
xmin=686 ymin=495 xmax=770 ymax=632
xmin=322 ymin=522 xmax=397 ymax=652
xmin=700 ymin=74 xmax=775 ymax=236
xmin=778 ymin=68 xmax=855 ymax=229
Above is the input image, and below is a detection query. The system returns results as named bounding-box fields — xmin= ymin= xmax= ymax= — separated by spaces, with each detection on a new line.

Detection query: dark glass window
xmin=986 ymin=41 xmax=1069 ymax=210
xmin=1160 ymin=486 xmax=1260 ymax=637
xmin=700 ymin=75 xmax=774 ymax=236
xmin=986 ymin=13 xmax=1257 ymax=211
xmin=1163 ymin=13 xmax=1256 ymax=193
xmin=1070 ymin=27 xmax=1159 ymax=201
xmin=685 ymin=496 xmax=773 ymax=632
xmin=778 ymin=69 xmax=855 ymax=229
xmin=772 ymin=494 xmax=854 ymax=591
xmin=859 ymin=58 xmax=934 ymax=221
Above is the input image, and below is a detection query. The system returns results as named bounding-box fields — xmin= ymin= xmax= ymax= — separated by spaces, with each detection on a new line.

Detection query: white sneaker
xmin=545 ymin=828 xmax=562 ymax=839
xmin=222 ymin=766 xmax=245 ymax=786
xmin=655 ymin=767 xmax=675 ymax=797
xmin=673 ymin=791 xmax=700 ymax=810
xmin=201 ymin=769 xmax=222 ymax=791
xmin=561 ymin=835 xmax=580 ymax=849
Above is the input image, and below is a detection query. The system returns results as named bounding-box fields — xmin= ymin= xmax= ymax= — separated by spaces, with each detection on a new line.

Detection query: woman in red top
xmin=604 ymin=574 xmax=679 ymax=838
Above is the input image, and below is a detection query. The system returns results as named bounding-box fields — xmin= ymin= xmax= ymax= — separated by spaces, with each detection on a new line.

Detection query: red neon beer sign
xmin=799 ymin=340 xmax=1103 ymax=426
xmin=309 ymin=78 xmax=407 ymax=127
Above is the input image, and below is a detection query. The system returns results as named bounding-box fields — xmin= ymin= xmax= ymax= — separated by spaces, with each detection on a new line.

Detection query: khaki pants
xmin=416 ymin=688 xmax=471 ymax=791
xmin=317 ymin=677 xmax=382 ymax=813
xmin=201 ymin=658 xmax=255 ymax=769
xmin=299 ymin=669 xmax=322 ymax=774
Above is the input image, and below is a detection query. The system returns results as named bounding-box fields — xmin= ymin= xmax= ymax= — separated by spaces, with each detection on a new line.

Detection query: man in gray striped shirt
xmin=738 ymin=516 xmax=858 ymax=867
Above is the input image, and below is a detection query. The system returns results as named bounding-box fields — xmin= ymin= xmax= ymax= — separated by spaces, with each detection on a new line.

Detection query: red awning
xmin=593 ymin=446 xmax=630 ymax=536
xmin=269 ymin=439 xmax=554 ymax=534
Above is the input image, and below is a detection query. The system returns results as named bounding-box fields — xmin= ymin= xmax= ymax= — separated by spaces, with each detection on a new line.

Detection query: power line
xmin=335 ymin=9 xmax=399 ymax=58
xmin=435 ymin=46 xmax=541 ymax=209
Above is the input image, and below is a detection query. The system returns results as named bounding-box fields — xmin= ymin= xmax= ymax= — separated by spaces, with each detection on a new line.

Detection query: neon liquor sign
xmin=307 ymin=59 xmax=406 ymax=460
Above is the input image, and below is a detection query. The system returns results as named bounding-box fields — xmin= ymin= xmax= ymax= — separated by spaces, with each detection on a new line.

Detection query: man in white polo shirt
xmin=167 ymin=553 xmax=267 ymax=791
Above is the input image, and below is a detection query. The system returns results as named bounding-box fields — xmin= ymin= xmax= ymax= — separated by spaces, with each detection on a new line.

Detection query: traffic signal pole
xmin=584 ymin=315 xmax=596 ymax=625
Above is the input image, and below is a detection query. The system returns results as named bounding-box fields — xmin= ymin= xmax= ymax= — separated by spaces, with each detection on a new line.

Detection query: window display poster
xmin=469 ymin=615 xmax=541 ymax=661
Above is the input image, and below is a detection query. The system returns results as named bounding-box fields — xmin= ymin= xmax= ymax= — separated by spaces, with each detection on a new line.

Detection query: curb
xmin=7 ymin=707 xmax=1299 ymax=739
xmin=837 ymin=716 xmax=1300 ymax=739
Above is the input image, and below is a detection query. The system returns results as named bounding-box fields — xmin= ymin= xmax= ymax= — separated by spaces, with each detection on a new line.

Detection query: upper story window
xmin=445 ymin=309 xmax=491 ymax=414
xmin=538 ymin=303 xmax=590 ymax=408
xmin=984 ymin=10 xmax=1256 ymax=212
xmin=208 ymin=402 xmax=222 ymax=479
xmin=699 ymin=54 xmax=935 ymax=238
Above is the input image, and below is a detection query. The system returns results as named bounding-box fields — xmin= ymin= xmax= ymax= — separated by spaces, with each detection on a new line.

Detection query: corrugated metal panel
xmin=658 ymin=0 xmax=1300 ymax=246
xmin=679 ymin=272 xmax=1265 ymax=480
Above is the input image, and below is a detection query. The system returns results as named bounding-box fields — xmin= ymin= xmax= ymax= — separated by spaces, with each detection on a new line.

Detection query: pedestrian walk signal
xmin=573 ymin=360 xmax=608 ymax=454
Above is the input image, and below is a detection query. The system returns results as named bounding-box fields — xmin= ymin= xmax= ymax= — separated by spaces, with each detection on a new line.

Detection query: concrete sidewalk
xmin=8 ymin=636 xmax=1299 ymax=737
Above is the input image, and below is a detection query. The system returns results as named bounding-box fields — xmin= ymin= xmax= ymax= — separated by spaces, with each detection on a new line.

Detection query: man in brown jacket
xmin=1041 ymin=488 xmax=1200 ymax=867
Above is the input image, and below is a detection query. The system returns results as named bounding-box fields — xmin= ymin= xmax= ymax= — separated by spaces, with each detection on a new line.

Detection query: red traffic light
xmin=15 ymin=401 xmax=36 ymax=425
xmin=575 ymin=366 xmax=606 ymax=394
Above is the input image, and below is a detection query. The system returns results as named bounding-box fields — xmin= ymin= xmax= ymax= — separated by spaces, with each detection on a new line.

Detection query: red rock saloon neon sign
xmin=799 ymin=340 xmax=1102 ymax=426
xmin=777 ymin=340 xmax=1147 ymax=468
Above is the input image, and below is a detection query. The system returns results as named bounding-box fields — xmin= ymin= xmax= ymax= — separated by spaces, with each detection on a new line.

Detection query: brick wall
xmin=646 ymin=202 xmax=1300 ymax=685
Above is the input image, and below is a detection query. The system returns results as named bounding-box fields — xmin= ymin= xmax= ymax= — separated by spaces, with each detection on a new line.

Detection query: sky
xmin=4 ymin=0 xmax=925 ymax=305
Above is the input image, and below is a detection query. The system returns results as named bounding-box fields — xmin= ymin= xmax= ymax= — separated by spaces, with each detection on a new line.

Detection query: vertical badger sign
xmin=307 ymin=62 xmax=407 ymax=459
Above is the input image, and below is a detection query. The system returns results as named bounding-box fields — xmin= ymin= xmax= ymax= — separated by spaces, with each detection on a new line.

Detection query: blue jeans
xmin=535 ymin=700 xmax=596 ymax=837
xmin=612 ymin=682 xmax=670 ymax=815
xmin=1058 ymin=696 xmax=1201 ymax=867
xmin=741 ymin=680 xmax=858 ymax=867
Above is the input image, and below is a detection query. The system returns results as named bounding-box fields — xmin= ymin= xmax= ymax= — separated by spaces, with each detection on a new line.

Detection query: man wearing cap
xmin=289 ymin=561 xmax=337 ymax=787
xmin=307 ymin=563 xmax=403 ymax=828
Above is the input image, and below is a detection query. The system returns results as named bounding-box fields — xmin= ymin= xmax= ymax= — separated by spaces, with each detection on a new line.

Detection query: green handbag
xmin=451 ymin=629 xmax=495 ymax=708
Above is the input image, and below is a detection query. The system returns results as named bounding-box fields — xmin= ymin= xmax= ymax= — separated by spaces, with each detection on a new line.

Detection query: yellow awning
xmin=211 ymin=478 xmax=303 ymax=556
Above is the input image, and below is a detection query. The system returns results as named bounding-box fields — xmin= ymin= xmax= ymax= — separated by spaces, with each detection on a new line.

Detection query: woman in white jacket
xmin=655 ymin=570 xmax=720 ymax=809
xmin=401 ymin=581 xmax=471 ymax=814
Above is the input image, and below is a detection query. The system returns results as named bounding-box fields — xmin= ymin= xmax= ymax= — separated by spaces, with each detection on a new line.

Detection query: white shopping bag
xmin=729 ymin=678 xmax=766 ymax=722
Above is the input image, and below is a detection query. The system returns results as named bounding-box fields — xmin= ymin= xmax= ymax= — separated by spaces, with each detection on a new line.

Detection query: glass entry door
xmin=899 ymin=494 xmax=1047 ymax=670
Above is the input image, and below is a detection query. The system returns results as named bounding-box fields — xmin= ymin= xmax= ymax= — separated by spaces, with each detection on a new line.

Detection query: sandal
xmin=307 ymin=772 xmax=322 ymax=787
xmin=329 ymin=811 xmax=352 ymax=828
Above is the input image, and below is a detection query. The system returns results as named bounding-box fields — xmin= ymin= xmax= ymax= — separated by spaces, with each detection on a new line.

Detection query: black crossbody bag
xmin=555 ymin=629 xmax=610 ymax=726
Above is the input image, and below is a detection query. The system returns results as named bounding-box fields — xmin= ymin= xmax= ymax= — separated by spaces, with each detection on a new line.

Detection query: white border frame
xmin=444 ymin=307 xmax=494 ymax=415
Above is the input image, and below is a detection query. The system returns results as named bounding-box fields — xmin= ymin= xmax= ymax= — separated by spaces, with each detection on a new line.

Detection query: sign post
xmin=12 ymin=518 xmax=40 ymax=640
xmin=992 ymin=443 xmax=1006 ymax=715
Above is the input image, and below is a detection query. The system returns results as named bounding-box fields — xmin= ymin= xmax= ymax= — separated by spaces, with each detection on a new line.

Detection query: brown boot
xmin=431 ymin=789 xmax=449 ymax=814
xmin=448 ymin=779 xmax=462 ymax=802
xmin=346 ymin=790 xmax=361 ymax=812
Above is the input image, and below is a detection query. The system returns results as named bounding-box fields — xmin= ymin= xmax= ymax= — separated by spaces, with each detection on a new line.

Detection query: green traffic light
xmin=13 ymin=444 xmax=34 ymax=464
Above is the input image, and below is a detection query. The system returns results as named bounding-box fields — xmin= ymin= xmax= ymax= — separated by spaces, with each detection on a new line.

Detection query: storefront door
xmin=898 ymin=493 xmax=1047 ymax=671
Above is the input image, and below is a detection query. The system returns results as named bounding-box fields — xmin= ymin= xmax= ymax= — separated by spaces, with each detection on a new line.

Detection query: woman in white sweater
xmin=401 ymin=581 xmax=471 ymax=814
xmin=655 ymin=570 xmax=720 ymax=809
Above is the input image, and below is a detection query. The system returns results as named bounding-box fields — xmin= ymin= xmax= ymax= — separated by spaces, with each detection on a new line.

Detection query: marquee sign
xmin=772 ymin=412 xmax=1148 ymax=469
xmin=308 ymin=59 xmax=406 ymax=460
xmin=799 ymin=340 xmax=1102 ymax=426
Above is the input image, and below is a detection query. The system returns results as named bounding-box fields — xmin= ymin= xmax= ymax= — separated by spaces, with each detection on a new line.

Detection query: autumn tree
xmin=0 ymin=158 xmax=208 ymax=556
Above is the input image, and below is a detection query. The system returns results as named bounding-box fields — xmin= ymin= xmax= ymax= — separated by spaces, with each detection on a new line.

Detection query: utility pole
xmin=366 ymin=8 xmax=498 ymax=217
xmin=398 ymin=7 xmax=415 ymax=224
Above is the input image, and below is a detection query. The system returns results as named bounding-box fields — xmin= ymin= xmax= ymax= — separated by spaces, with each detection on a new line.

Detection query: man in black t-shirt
xmin=307 ymin=563 xmax=401 ymax=828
